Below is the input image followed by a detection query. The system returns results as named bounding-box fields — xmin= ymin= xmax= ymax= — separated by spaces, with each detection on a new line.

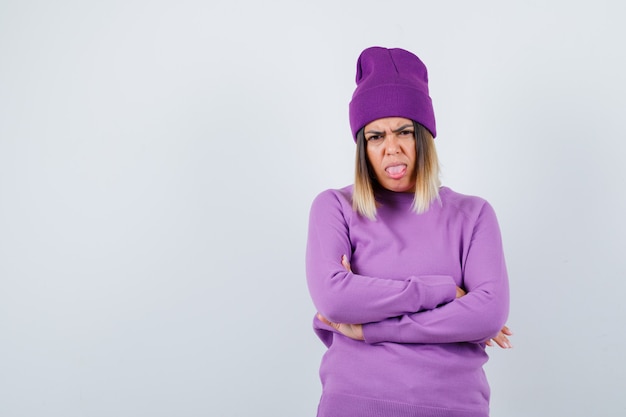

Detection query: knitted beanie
xmin=349 ymin=46 xmax=436 ymax=140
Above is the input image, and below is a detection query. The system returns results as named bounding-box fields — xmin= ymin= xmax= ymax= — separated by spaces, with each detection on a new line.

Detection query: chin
xmin=385 ymin=183 xmax=415 ymax=193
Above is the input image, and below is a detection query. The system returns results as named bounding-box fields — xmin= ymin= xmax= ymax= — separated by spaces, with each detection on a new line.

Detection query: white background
xmin=1 ymin=1 xmax=625 ymax=416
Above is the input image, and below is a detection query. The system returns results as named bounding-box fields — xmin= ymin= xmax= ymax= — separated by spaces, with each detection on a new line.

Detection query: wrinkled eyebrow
xmin=392 ymin=124 xmax=414 ymax=133
xmin=365 ymin=124 xmax=413 ymax=135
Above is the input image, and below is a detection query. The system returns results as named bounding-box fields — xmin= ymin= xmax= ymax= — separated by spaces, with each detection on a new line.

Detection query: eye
xmin=398 ymin=129 xmax=415 ymax=137
xmin=366 ymin=134 xmax=383 ymax=142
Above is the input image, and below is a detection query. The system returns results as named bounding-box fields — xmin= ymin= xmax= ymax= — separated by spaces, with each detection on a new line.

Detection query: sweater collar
xmin=373 ymin=185 xmax=415 ymax=205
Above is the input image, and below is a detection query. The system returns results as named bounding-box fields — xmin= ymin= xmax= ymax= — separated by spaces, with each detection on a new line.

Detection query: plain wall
xmin=1 ymin=1 xmax=625 ymax=416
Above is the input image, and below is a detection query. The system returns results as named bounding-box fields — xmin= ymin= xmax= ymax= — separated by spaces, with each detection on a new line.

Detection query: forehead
xmin=364 ymin=117 xmax=413 ymax=132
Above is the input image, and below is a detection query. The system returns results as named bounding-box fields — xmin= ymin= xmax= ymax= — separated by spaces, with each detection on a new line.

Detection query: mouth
xmin=385 ymin=164 xmax=407 ymax=179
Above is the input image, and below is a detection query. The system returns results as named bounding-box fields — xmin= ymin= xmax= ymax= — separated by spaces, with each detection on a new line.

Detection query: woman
xmin=306 ymin=46 xmax=512 ymax=417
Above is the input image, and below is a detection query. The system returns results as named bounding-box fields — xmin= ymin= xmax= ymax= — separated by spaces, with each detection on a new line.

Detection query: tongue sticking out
xmin=385 ymin=164 xmax=407 ymax=179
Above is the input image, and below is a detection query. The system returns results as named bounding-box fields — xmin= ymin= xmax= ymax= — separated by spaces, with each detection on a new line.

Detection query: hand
xmin=455 ymin=286 xmax=466 ymax=299
xmin=317 ymin=313 xmax=364 ymax=341
xmin=486 ymin=325 xmax=513 ymax=349
xmin=315 ymin=256 xmax=364 ymax=341
xmin=341 ymin=254 xmax=352 ymax=272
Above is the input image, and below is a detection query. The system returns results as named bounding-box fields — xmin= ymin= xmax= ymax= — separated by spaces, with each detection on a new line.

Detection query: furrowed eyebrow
xmin=365 ymin=124 xmax=414 ymax=135
xmin=392 ymin=124 xmax=414 ymax=133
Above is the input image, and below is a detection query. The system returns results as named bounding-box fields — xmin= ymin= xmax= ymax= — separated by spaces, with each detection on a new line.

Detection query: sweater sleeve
xmin=306 ymin=189 xmax=457 ymax=325
xmin=362 ymin=201 xmax=509 ymax=344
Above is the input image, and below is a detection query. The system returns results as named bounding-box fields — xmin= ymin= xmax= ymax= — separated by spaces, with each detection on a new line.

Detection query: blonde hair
xmin=352 ymin=121 xmax=441 ymax=219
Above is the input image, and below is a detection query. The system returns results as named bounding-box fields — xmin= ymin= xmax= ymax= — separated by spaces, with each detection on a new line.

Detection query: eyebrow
xmin=364 ymin=124 xmax=414 ymax=135
xmin=392 ymin=124 xmax=414 ymax=133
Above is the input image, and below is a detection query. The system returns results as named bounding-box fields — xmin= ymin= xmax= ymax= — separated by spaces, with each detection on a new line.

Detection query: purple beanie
xmin=349 ymin=46 xmax=436 ymax=140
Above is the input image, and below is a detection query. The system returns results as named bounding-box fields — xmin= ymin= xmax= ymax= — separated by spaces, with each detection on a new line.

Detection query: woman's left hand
xmin=485 ymin=326 xmax=513 ymax=349
xmin=317 ymin=313 xmax=364 ymax=341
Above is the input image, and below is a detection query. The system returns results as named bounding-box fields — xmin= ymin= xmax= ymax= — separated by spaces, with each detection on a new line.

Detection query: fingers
xmin=317 ymin=313 xmax=338 ymax=328
xmin=490 ymin=332 xmax=513 ymax=349
xmin=317 ymin=314 xmax=340 ymax=331
xmin=501 ymin=326 xmax=513 ymax=336
xmin=317 ymin=313 xmax=331 ymax=326
xmin=485 ymin=326 xmax=514 ymax=349
xmin=317 ymin=313 xmax=364 ymax=341
xmin=341 ymin=254 xmax=352 ymax=272
xmin=455 ymin=286 xmax=466 ymax=299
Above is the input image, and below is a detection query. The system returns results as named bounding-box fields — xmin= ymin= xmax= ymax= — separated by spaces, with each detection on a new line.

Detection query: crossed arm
xmin=306 ymin=190 xmax=511 ymax=349
xmin=317 ymin=255 xmax=513 ymax=349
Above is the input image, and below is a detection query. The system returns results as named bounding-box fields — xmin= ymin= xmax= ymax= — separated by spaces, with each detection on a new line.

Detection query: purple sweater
xmin=306 ymin=185 xmax=509 ymax=417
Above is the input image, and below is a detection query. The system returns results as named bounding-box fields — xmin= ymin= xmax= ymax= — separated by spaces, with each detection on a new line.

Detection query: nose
xmin=385 ymin=135 xmax=400 ymax=155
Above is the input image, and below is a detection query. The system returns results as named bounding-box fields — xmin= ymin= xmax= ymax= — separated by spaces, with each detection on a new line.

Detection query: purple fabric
xmin=306 ymin=186 xmax=509 ymax=417
xmin=349 ymin=46 xmax=436 ymax=140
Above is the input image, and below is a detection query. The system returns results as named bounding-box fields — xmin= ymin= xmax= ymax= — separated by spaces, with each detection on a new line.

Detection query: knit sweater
xmin=306 ymin=185 xmax=509 ymax=417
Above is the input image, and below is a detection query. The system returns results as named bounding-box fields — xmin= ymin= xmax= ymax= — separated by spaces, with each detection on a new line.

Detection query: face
xmin=364 ymin=117 xmax=417 ymax=193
